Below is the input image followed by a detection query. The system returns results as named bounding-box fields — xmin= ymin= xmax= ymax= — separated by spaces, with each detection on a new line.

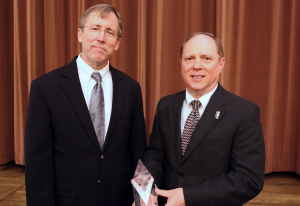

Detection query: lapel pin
xmin=215 ymin=111 xmax=220 ymax=119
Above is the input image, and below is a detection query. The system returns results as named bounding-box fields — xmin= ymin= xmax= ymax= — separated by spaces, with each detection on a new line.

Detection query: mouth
xmin=191 ymin=75 xmax=204 ymax=79
xmin=92 ymin=45 xmax=107 ymax=53
xmin=94 ymin=46 xmax=106 ymax=51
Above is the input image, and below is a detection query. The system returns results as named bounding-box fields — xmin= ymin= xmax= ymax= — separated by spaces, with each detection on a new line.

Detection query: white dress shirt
xmin=180 ymin=84 xmax=218 ymax=135
xmin=76 ymin=54 xmax=113 ymax=140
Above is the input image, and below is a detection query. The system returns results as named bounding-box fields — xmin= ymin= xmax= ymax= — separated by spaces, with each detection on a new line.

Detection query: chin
xmin=190 ymin=84 xmax=205 ymax=91
xmin=92 ymin=56 xmax=106 ymax=63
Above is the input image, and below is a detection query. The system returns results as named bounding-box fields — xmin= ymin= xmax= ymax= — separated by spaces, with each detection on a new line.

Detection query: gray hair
xmin=79 ymin=4 xmax=123 ymax=38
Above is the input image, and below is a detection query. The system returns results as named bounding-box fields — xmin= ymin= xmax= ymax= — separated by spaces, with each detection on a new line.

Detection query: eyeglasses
xmin=82 ymin=25 xmax=118 ymax=38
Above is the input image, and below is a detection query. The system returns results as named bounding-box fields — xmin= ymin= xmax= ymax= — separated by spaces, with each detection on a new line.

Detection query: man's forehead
xmin=88 ymin=11 xmax=114 ymax=20
xmin=183 ymin=35 xmax=218 ymax=54
xmin=188 ymin=35 xmax=215 ymax=47
xmin=85 ymin=11 xmax=118 ymax=30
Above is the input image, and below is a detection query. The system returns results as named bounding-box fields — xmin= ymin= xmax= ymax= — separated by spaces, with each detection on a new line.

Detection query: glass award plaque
xmin=132 ymin=160 xmax=158 ymax=206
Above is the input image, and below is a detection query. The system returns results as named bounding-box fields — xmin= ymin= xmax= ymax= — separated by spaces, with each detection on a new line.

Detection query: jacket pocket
xmin=55 ymin=182 xmax=77 ymax=197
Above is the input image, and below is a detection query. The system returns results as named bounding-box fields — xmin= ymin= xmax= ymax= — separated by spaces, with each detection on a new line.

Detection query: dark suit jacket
xmin=143 ymin=84 xmax=265 ymax=206
xmin=25 ymin=57 xmax=147 ymax=206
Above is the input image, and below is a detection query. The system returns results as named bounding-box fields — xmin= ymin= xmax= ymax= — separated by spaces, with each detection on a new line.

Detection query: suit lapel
xmin=60 ymin=57 xmax=101 ymax=153
xmin=168 ymin=91 xmax=185 ymax=164
xmin=103 ymin=66 xmax=125 ymax=150
xmin=181 ymin=84 xmax=228 ymax=162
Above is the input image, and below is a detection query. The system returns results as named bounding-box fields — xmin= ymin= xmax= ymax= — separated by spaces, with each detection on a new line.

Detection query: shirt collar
xmin=185 ymin=84 xmax=218 ymax=108
xmin=77 ymin=54 xmax=110 ymax=84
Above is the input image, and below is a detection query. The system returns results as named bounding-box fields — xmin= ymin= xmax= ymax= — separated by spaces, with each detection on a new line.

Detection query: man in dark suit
xmin=25 ymin=4 xmax=146 ymax=206
xmin=143 ymin=32 xmax=265 ymax=206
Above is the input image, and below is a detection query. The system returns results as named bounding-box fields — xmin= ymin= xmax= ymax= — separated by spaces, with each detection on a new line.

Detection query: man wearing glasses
xmin=25 ymin=4 xmax=146 ymax=206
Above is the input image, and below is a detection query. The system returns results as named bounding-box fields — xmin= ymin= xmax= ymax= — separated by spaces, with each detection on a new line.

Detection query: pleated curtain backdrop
xmin=0 ymin=0 xmax=299 ymax=174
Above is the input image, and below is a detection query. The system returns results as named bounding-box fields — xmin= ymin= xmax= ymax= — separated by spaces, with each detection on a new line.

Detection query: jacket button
xmin=101 ymin=155 xmax=105 ymax=159
xmin=179 ymin=172 xmax=184 ymax=177
xmin=98 ymin=180 xmax=100 ymax=183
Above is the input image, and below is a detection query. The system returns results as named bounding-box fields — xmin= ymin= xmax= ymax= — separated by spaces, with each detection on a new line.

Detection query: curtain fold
xmin=0 ymin=0 xmax=14 ymax=164
xmin=217 ymin=0 xmax=300 ymax=174
xmin=0 ymin=0 xmax=299 ymax=174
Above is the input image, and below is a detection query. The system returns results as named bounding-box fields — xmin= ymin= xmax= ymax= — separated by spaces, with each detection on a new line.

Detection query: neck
xmin=80 ymin=54 xmax=108 ymax=71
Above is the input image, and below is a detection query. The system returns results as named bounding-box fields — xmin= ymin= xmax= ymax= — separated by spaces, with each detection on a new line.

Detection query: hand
xmin=155 ymin=188 xmax=185 ymax=206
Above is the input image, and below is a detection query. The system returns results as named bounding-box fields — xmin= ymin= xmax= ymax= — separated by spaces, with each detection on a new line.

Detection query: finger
xmin=132 ymin=201 xmax=135 ymax=206
xmin=155 ymin=188 xmax=170 ymax=197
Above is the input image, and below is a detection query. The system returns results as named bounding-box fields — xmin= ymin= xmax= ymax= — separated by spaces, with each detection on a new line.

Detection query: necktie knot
xmin=191 ymin=100 xmax=201 ymax=110
xmin=91 ymin=72 xmax=102 ymax=83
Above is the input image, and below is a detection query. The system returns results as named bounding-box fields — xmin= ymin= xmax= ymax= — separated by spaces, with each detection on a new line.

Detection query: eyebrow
xmin=90 ymin=24 xmax=115 ymax=31
xmin=89 ymin=24 xmax=100 ymax=27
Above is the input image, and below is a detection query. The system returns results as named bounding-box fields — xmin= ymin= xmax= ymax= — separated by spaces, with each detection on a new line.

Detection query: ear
xmin=114 ymin=38 xmax=121 ymax=51
xmin=180 ymin=58 xmax=182 ymax=69
xmin=78 ymin=28 xmax=83 ymax=43
xmin=219 ymin=57 xmax=225 ymax=73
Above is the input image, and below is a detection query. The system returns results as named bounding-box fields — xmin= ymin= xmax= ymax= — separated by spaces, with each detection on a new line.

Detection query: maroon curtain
xmin=0 ymin=0 xmax=299 ymax=174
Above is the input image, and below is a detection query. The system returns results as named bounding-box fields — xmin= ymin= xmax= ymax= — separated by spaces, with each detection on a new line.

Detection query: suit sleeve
xmin=25 ymin=80 xmax=55 ymax=206
xmin=129 ymin=84 xmax=147 ymax=172
xmin=142 ymin=99 xmax=165 ymax=188
xmin=184 ymin=104 xmax=265 ymax=206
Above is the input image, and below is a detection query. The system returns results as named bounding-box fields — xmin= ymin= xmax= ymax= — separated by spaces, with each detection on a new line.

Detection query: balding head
xmin=180 ymin=32 xmax=224 ymax=61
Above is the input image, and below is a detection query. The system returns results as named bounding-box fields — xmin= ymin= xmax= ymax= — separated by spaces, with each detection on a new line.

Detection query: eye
xmin=106 ymin=30 xmax=115 ymax=36
xmin=91 ymin=26 xmax=99 ymax=31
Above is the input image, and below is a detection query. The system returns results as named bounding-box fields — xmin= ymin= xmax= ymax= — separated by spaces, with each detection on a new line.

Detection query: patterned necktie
xmin=181 ymin=100 xmax=201 ymax=156
xmin=89 ymin=73 xmax=105 ymax=149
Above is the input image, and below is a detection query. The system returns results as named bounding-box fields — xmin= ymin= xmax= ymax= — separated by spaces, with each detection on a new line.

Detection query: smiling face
xmin=78 ymin=11 xmax=121 ymax=70
xmin=180 ymin=34 xmax=225 ymax=99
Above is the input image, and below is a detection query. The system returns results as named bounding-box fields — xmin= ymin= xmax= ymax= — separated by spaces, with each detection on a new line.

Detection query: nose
xmin=97 ymin=30 xmax=106 ymax=42
xmin=194 ymin=58 xmax=202 ymax=69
